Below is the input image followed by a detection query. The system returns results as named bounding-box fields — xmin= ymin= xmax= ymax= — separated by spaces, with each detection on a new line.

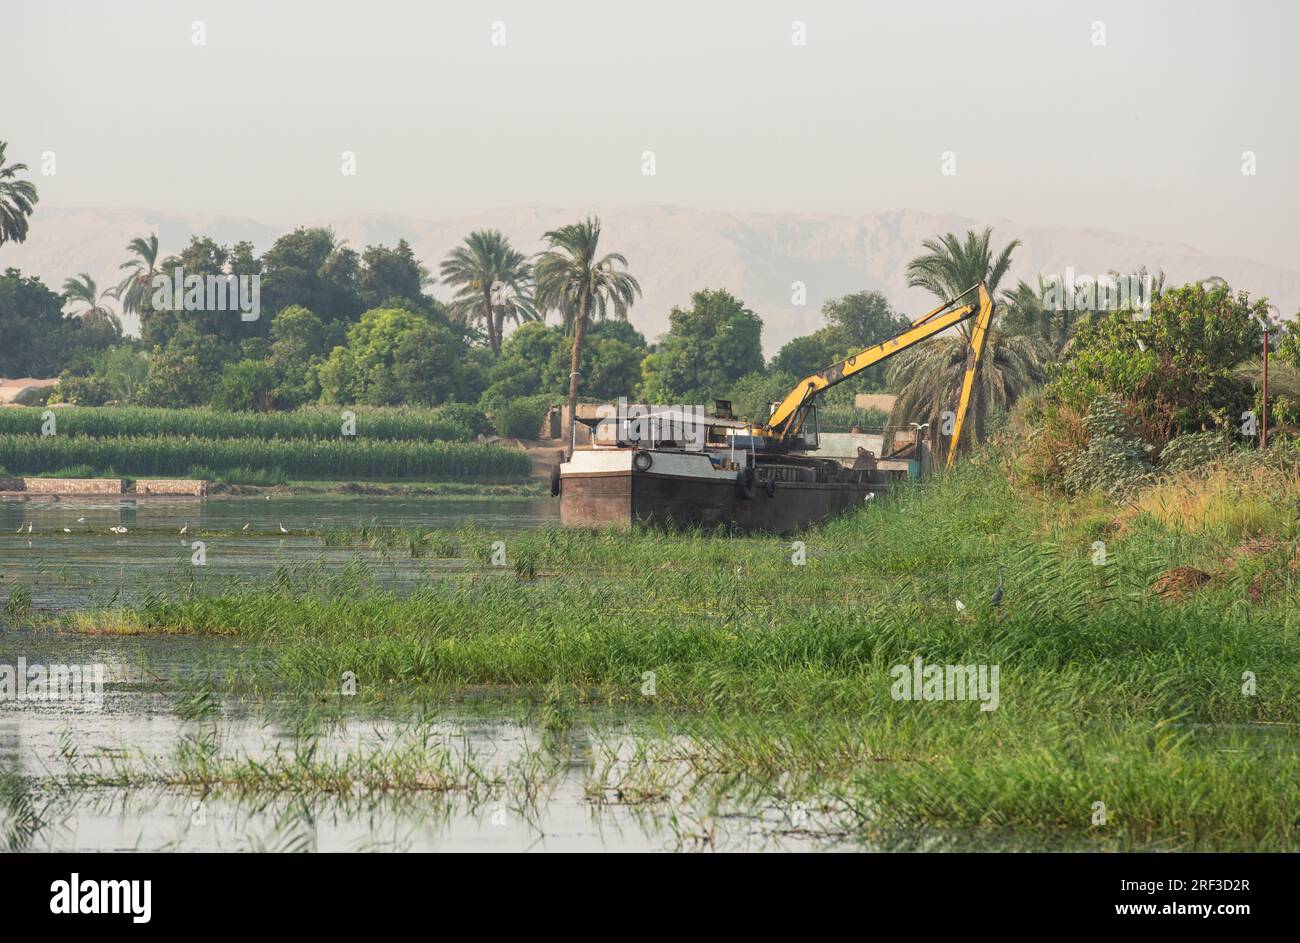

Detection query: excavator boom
xmin=760 ymin=283 xmax=996 ymax=470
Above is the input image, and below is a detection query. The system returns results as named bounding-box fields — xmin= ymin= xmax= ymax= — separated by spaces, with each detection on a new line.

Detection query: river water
xmin=0 ymin=494 xmax=559 ymax=614
xmin=0 ymin=494 xmax=840 ymax=851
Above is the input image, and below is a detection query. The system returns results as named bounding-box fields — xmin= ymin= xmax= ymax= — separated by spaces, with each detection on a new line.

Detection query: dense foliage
xmin=1047 ymin=283 xmax=1265 ymax=440
xmin=640 ymin=289 xmax=764 ymax=403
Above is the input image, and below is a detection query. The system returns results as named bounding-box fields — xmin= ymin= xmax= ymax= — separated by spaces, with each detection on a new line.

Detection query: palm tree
xmin=62 ymin=273 xmax=122 ymax=331
xmin=440 ymin=230 xmax=537 ymax=355
xmin=886 ymin=331 xmax=1046 ymax=459
xmin=109 ymin=234 xmax=162 ymax=316
xmin=0 ymin=142 xmax=39 ymax=248
xmin=1002 ymin=276 xmax=1082 ymax=356
xmin=891 ymin=229 xmax=1044 ymax=462
xmin=906 ymin=228 xmax=1019 ymax=337
xmin=533 ymin=217 xmax=641 ymax=450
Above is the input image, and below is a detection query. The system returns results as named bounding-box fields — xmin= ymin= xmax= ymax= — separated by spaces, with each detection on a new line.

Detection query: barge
xmin=556 ymin=404 xmax=911 ymax=532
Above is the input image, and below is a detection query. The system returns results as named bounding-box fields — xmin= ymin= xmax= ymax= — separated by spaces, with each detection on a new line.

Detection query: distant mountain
xmin=6 ymin=205 xmax=1297 ymax=352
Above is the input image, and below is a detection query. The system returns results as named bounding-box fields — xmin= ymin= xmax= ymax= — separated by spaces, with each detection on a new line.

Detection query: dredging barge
xmin=556 ymin=283 xmax=995 ymax=533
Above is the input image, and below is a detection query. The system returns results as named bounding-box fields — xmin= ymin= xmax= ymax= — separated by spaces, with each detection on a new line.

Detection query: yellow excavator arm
xmin=759 ymin=283 xmax=995 ymax=471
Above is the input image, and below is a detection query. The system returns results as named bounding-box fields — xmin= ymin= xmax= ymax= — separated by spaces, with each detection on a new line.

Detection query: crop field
xmin=0 ymin=433 xmax=530 ymax=482
xmin=0 ymin=406 xmax=475 ymax=442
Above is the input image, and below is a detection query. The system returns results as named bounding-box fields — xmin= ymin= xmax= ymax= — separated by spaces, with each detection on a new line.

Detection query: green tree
xmin=771 ymin=333 xmax=840 ymax=380
xmin=890 ymin=229 xmax=1044 ymax=460
xmin=62 ymin=273 xmax=122 ymax=333
xmin=1048 ymin=282 xmax=1266 ymax=441
xmin=144 ymin=236 xmax=262 ymax=350
xmin=771 ymin=291 xmax=908 ymax=398
xmin=97 ymin=346 xmax=150 ymax=403
xmin=268 ymin=305 xmax=327 ymax=406
xmin=481 ymin=321 xmax=563 ymax=402
xmin=110 ymin=234 xmax=163 ymax=317
xmin=906 ymin=228 xmax=1019 ymax=318
xmin=533 ymin=217 xmax=640 ymax=440
xmin=390 ymin=321 xmax=474 ymax=405
xmin=0 ymin=268 xmax=83 ymax=376
xmin=440 ymin=230 xmax=536 ymax=356
xmin=358 ymin=239 xmax=431 ymax=310
xmin=640 ymin=289 xmax=764 ymax=404
xmin=0 ymin=142 xmax=38 ymax=248
xmin=728 ymin=369 xmax=798 ymax=423
xmin=318 ymin=307 xmax=469 ymax=406
xmin=259 ymin=227 xmax=361 ymax=326
xmin=138 ymin=347 xmax=210 ymax=407
xmin=1001 ymin=277 xmax=1066 ymax=353
xmin=822 ymin=290 xmax=909 ymax=348
xmin=211 ymin=360 xmax=279 ymax=412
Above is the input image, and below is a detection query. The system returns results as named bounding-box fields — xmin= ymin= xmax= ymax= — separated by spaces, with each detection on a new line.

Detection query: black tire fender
xmin=736 ymin=466 xmax=756 ymax=500
xmin=633 ymin=449 xmax=654 ymax=472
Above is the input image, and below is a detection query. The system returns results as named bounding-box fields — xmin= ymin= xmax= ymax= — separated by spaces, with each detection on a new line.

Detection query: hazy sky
xmin=10 ymin=0 xmax=1299 ymax=267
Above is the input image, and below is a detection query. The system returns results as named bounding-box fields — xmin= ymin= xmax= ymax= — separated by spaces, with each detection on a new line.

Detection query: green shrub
xmin=431 ymin=403 xmax=490 ymax=438
xmin=46 ymin=465 xmax=96 ymax=479
xmin=1059 ymin=396 xmax=1155 ymax=499
xmin=4 ymin=584 xmax=32 ymax=624
xmin=491 ymin=395 xmax=551 ymax=439
xmin=1159 ymin=430 xmax=1234 ymax=475
xmin=52 ymin=375 xmax=110 ymax=406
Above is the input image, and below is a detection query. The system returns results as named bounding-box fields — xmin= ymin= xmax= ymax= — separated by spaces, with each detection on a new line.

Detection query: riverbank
xmin=51 ymin=457 xmax=1300 ymax=850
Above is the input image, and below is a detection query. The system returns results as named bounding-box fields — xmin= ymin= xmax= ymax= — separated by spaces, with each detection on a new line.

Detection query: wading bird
xmin=991 ymin=566 xmax=1005 ymax=609
xmin=110 ymin=526 xmax=127 ymax=534
xmin=954 ymin=599 xmax=966 ymax=613
xmin=62 ymin=527 xmax=71 ymax=533
xmin=77 ymin=517 xmax=86 ymax=523
xmin=242 ymin=523 xmax=250 ymax=532
xmin=279 ymin=523 xmax=288 ymax=534
xmin=179 ymin=523 xmax=188 ymax=536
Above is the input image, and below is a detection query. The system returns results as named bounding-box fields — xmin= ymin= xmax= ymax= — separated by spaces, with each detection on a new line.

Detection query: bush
xmin=189 ymin=465 xmax=289 ymax=486
xmin=1159 ymin=430 xmax=1235 ymax=475
xmin=431 ymin=403 xmax=490 ymax=438
xmin=211 ymin=360 xmax=279 ymax=412
xmin=52 ymin=375 xmax=110 ymax=406
xmin=491 ymin=395 xmax=552 ymax=439
xmin=1046 ymin=283 xmax=1265 ymax=441
xmin=1058 ymin=396 xmax=1155 ymax=499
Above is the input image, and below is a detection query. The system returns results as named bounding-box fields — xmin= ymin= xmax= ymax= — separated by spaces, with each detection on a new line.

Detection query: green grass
xmin=65 ymin=459 xmax=1300 ymax=848
xmin=0 ymin=434 xmax=531 ymax=482
xmin=0 ymin=406 xmax=473 ymax=442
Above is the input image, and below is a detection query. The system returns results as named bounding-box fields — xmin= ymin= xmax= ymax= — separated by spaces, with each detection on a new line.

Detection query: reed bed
xmin=0 ymin=433 xmax=531 ymax=481
xmin=0 ymin=405 xmax=471 ymax=442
